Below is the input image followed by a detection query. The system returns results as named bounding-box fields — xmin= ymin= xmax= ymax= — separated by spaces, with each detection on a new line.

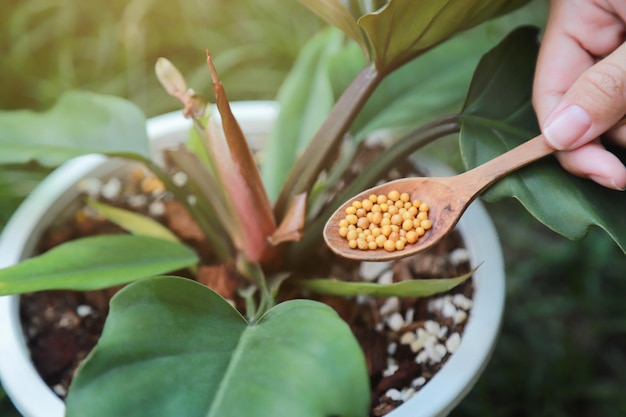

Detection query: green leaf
xmin=87 ymin=198 xmax=180 ymax=243
xmin=293 ymin=268 xmax=474 ymax=297
xmin=336 ymin=23 xmax=504 ymax=142
xmin=66 ymin=277 xmax=370 ymax=417
xmin=262 ymin=28 xmax=342 ymax=201
xmin=0 ymin=90 xmax=150 ymax=167
xmin=0 ymin=235 xmax=198 ymax=295
xmin=459 ymin=26 xmax=626 ymax=253
xmin=359 ymin=0 xmax=531 ymax=74
xmin=298 ymin=0 xmax=369 ymax=60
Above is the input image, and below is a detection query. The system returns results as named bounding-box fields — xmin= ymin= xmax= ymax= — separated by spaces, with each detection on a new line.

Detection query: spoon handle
xmin=453 ymin=134 xmax=553 ymax=197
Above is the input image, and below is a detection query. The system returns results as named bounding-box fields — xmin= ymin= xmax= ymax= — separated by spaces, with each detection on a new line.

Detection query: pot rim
xmin=0 ymin=101 xmax=504 ymax=417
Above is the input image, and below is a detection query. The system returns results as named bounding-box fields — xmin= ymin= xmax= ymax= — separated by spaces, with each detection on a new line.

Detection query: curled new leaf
xmin=155 ymin=57 xmax=188 ymax=98
xmin=205 ymin=52 xmax=277 ymax=262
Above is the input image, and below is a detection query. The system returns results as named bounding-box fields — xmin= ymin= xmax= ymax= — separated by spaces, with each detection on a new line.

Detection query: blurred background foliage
xmin=1 ymin=0 xmax=625 ymax=416
xmin=0 ymin=0 xmax=321 ymax=114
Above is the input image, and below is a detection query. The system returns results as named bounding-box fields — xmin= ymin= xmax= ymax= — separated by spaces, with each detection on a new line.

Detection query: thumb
xmin=542 ymin=42 xmax=626 ymax=151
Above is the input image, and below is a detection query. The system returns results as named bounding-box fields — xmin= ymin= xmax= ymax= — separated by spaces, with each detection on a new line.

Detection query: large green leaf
xmin=0 ymin=235 xmax=198 ymax=295
xmin=300 ymin=0 xmax=529 ymax=75
xmin=262 ymin=28 xmax=342 ymax=201
xmin=331 ymin=24 xmax=509 ymax=143
xmin=459 ymin=26 xmax=626 ymax=253
xmin=359 ymin=0 xmax=530 ymax=74
xmin=66 ymin=276 xmax=370 ymax=417
xmin=0 ymin=90 xmax=149 ymax=167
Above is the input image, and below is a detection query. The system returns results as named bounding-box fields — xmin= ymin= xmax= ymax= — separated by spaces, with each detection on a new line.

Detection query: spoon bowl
xmin=324 ymin=134 xmax=554 ymax=261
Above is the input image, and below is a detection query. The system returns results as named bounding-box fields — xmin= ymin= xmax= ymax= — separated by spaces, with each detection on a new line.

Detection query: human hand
xmin=533 ymin=0 xmax=626 ymax=191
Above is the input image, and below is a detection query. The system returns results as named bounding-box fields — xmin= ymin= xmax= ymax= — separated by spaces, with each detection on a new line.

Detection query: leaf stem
xmin=273 ymin=64 xmax=384 ymax=221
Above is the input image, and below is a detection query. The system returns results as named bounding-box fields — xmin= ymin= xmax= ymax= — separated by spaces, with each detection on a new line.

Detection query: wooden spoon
xmin=323 ymin=134 xmax=553 ymax=261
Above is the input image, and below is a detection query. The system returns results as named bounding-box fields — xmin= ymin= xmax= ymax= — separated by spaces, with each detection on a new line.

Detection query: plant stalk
xmin=273 ymin=64 xmax=384 ymax=222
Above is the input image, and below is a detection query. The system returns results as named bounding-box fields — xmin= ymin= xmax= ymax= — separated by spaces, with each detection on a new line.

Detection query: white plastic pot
xmin=0 ymin=102 xmax=504 ymax=417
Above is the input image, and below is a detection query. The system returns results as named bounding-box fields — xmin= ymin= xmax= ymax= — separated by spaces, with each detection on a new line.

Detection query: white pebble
xmin=365 ymin=129 xmax=395 ymax=147
xmin=355 ymin=295 xmax=370 ymax=305
xmin=428 ymin=297 xmax=444 ymax=312
xmin=424 ymin=343 xmax=447 ymax=363
xmin=442 ymin=298 xmax=457 ymax=318
xmin=101 ymin=177 xmax=122 ymax=200
xmin=454 ymin=310 xmax=468 ymax=325
xmin=385 ymin=388 xmax=403 ymax=402
xmin=187 ymin=195 xmax=197 ymax=205
xmin=379 ymin=297 xmax=400 ymax=316
xmin=377 ymin=270 xmax=394 ymax=285
xmin=411 ymin=329 xmax=435 ymax=353
xmin=401 ymin=387 xmax=416 ymax=402
xmin=453 ymin=294 xmax=474 ymax=310
xmin=410 ymin=339 xmax=423 ymax=353
xmin=382 ymin=362 xmax=399 ymax=377
xmin=78 ymin=177 xmax=103 ymax=197
xmin=434 ymin=343 xmax=448 ymax=359
xmin=387 ymin=342 xmax=397 ymax=355
xmin=438 ymin=326 xmax=448 ymax=339
xmin=404 ymin=308 xmax=415 ymax=324
xmin=127 ymin=194 xmax=148 ymax=209
xmin=424 ymin=320 xmax=440 ymax=336
xmin=359 ymin=261 xmax=391 ymax=281
xmin=76 ymin=305 xmax=93 ymax=318
xmin=375 ymin=322 xmax=385 ymax=332
xmin=386 ymin=312 xmax=405 ymax=332
xmin=415 ymin=350 xmax=429 ymax=364
xmin=53 ymin=384 xmax=67 ymax=397
xmin=411 ymin=376 xmax=426 ymax=387
xmin=400 ymin=332 xmax=416 ymax=345
xmin=148 ymin=200 xmax=166 ymax=217
xmin=172 ymin=171 xmax=188 ymax=187
xmin=446 ymin=332 xmax=462 ymax=353
xmin=449 ymin=248 xmax=470 ymax=265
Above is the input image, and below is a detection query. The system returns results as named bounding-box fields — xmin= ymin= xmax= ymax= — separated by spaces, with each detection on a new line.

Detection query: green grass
xmin=0 ymin=0 xmax=321 ymax=115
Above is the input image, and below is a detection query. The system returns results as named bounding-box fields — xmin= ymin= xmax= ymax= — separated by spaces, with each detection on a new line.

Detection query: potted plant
xmin=0 ymin=97 xmax=504 ymax=417
xmin=0 ymin=1 xmax=624 ymax=417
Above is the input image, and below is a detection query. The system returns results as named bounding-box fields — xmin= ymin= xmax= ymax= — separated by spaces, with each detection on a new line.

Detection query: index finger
xmin=532 ymin=4 xmax=596 ymax=125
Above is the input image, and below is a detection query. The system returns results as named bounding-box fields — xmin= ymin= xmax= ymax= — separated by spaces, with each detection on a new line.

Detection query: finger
xmin=532 ymin=0 xmax=597 ymax=122
xmin=542 ymin=42 xmax=626 ymax=151
xmin=556 ymin=140 xmax=626 ymax=190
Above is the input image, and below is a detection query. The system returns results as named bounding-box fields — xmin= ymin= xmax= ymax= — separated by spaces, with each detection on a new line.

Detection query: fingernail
xmin=543 ymin=105 xmax=592 ymax=150
xmin=588 ymin=175 xmax=626 ymax=191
